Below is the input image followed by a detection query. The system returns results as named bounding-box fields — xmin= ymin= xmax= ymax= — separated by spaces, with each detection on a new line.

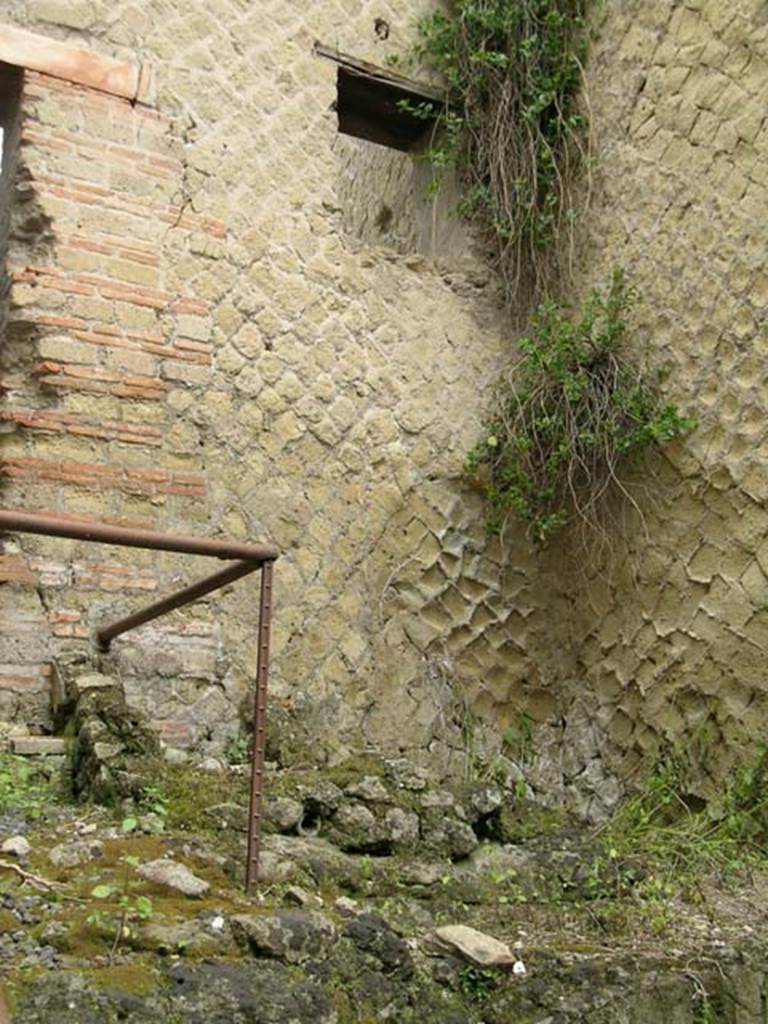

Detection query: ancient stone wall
xmin=527 ymin=0 xmax=768 ymax=811
xmin=0 ymin=63 xmax=22 ymax=330
xmin=0 ymin=2 xmax=565 ymax=774
xmin=1 ymin=0 xmax=766 ymax=819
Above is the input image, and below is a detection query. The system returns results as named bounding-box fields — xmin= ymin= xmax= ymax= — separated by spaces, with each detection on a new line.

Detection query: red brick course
xmin=0 ymin=57 xmax=223 ymax=740
xmin=32 ymin=361 xmax=169 ymax=401
xmin=31 ymin=173 xmax=227 ymax=240
xmin=0 ymin=664 xmax=51 ymax=693
xmin=0 ymin=408 xmax=164 ymax=448
xmin=0 ymin=555 xmax=37 ymax=586
xmin=0 ymin=456 xmax=206 ymax=498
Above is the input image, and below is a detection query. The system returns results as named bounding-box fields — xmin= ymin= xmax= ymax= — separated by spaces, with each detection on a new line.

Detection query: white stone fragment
xmin=137 ymin=859 xmax=210 ymax=898
xmin=1 ymin=835 xmax=30 ymax=858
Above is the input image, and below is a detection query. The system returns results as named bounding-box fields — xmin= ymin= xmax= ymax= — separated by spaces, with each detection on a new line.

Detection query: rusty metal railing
xmin=0 ymin=508 xmax=278 ymax=894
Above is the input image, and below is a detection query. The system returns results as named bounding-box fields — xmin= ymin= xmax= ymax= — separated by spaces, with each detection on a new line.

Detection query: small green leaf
xmin=135 ymin=896 xmax=153 ymax=919
xmin=91 ymin=885 xmax=114 ymax=899
xmin=121 ymin=817 xmax=138 ymax=833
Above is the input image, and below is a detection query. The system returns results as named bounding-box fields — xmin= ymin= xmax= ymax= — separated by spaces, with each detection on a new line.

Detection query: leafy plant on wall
xmin=401 ymin=2 xmax=694 ymax=540
xmin=466 ymin=268 xmax=695 ymax=540
xmin=403 ymin=0 xmax=590 ymax=308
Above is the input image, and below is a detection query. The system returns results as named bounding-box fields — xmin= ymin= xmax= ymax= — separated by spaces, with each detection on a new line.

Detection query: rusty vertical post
xmin=245 ymin=559 xmax=274 ymax=894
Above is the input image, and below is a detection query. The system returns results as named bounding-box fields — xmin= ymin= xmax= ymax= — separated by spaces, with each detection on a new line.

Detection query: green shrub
xmin=405 ymin=0 xmax=589 ymax=307
xmin=466 ymin=268 xmax=695 ymax=539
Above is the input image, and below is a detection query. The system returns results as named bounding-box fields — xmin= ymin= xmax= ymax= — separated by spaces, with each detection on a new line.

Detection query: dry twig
xmin=0 ymin=858 xmax=61 ymax=893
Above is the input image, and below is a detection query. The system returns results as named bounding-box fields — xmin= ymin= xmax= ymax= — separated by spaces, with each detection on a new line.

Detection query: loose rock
xmin=466 ymin=782 xmax=505 ymax=818
xmin=283 ymin=885 xmax=319 ymax=908
xmin=384 ymin=807 xmax=419 ymax=846
xmin=421 ymin=789 xmax=456 ymax=810
xmin=1 ymin=836 xmax=30 ymax=859
xmin=345 ymin=776 xmax=390 ymax=803
xmin=385 ymin=759 xmax=429 ymax=791
xmin=257 ymin=848 xmax=298 ymax=884
xmin=328 ymin=801 xmax=383 ymax=851
xmin=265 ymin=796 xmax=303 ymax=833
xmin=231 ymin=910 xmax=337 ymax=963
xmin=137 ymin=859 xmax=210 ymax=898
xmin=134 ymin=813 xmax=164 ymax=836
xmin=206 ymin=802 xmax=248 ymax=832
xmin=333 ymin=896 xmax=359 ymax=916
xmin=344 ymin=912 xmax=414 ymax=976
xmin=399 ymin=861 xmax=444 ymax=887
xmin=303 ymin=780 xmax=343 ymax=817
xmin=422 ymin=816 xmax=478 ymax=860
xmin=163 ymin=747 xmax=189 ymax=765
xmin=430 ymin=924 xmax=515 ymax=968
xmin=48 ymin=839 xmax=103 ymax=868
xmin=139 ymin=918 xmax=233 ymax=956
xmin=70 ymin=673 xmax=122 ymax=705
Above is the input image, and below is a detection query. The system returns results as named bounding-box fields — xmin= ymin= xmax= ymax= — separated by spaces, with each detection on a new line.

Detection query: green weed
xmin=404 ymin=0 xmax=590 ymax=308
xmin=458 ymin=965 xmax=499 ymax=1001
xmin=87 ymin=843 xmax=153 ymax=958
xmin=0 ymin=752 xmax=63 ymax=820
xmin=466 ymin=268 xmax=694 ymax=540
xmin=589 ymin=750 xmax=768 ymax=930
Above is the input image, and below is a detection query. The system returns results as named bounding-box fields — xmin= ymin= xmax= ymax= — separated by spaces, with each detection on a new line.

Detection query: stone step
xmin=10 ymin=737 xmax=69 ymax=757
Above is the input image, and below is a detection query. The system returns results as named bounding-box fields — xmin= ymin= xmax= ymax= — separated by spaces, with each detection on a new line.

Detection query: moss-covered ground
xmin=1 ymin=752 xmax=768 ymax=1022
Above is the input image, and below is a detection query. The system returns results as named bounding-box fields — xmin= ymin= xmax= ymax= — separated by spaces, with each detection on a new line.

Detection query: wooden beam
xmin=314 ymin=41 xmax=445 ymax=152
xmin=314 ymin=43 xmax=444 ymax=104
xmin=0 ymin=22 xmax=153 ymax=103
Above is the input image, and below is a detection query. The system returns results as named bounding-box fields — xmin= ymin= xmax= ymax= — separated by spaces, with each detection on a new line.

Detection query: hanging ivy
xmin=466 ymin=269 xmax=695 ymax=540
xmin=404 ymin=0 xmax=590 ymax=308
xmin=398 ymin=3 xmax=695 ymax=541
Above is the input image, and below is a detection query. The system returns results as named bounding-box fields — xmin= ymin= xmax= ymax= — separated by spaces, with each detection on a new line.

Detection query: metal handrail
xmin=0 ymin=509 xmax=278 ymax=562
xmin=0 ymin=507 xmax=276 ymax=893
xmin=95 ymin=559 xmax=258 ymax=649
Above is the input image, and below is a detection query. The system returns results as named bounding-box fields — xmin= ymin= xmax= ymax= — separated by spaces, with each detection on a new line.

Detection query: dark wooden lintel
xmin=314 ymin=41 xmax=445 ymax=153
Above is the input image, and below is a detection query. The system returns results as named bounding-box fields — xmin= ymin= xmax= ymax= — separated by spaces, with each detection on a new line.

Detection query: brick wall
xmin=0 ymin=66 xmax=221 ymax=746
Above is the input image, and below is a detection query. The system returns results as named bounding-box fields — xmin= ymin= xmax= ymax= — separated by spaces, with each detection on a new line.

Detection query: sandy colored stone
xmin=49 ymin=840 xmax=103 ymax=868
xmin=1 ymin=836 xmax=31 ymax=859
xmin=430 ymin=924 xmax=515 ymax=967
xmin=137 ymin=859 xmax=209 ymax=898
